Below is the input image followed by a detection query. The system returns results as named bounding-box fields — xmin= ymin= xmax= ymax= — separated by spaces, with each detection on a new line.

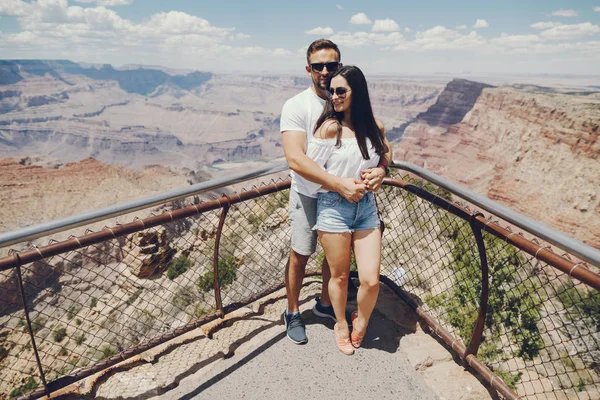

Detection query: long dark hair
xmin=314 ymin=65 xmax=387 ymax=160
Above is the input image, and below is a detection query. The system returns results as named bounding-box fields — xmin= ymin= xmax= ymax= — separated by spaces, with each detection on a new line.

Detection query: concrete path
xmin=79 ymin=279 xmax=493 ymax=400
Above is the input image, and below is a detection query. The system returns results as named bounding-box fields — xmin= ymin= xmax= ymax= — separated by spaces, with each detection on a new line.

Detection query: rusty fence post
xmin=14 ymin=253 xmax=49 ymax=397
xmin=212 ymin=196 xmax=231 ymax=318
xmin=465 ymin=218 xmax=490 ymax=358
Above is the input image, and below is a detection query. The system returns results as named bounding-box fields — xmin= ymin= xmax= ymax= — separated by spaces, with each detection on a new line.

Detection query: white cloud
xmin=0 ymin=0 xmax=31 ymax=16
xmin=75 ymin=0 xmax=134 ymax=6
xmin=404 ymin=27 xmax=412 ymax=33
xmin=456 ymin=24 xmax=467 ymax=30
xmin=531 ymin=22 xmax=562 ymax=29
xmin=490 ymin=33 xmax=541 ymax=48
xmin=350 ymin=12 xmax=371 ymax=25
xmin=594 ymin=7 xmax=600 ymax=12
xmin=273 ymin=48 xmax=293 ymax=56
xmin=305 ymin=26 xmax=334 ymax=35
xmin=330 ymin=31 xmax=404 ymax=48
xmin=0 ymin=0 xmax=262 ymax=66
xmin=539 ymin=22 xmax=600 ymax=40
xmin=473 ymin=19 xmax=489 ymax=29
xmin=550 ymin=9 xmax=578 ymax=17
xmin=416 ymin=25 xmax=462 ymax=41
xmin=140 ymin=11 xmax=233 ymax=36
xmin=5 ymin=30 xmax=38 ymax=43
xmin=336 ymin=4 xmax=343 ymax=10
xmin=372 ymin=19 xmax=400 ymax=32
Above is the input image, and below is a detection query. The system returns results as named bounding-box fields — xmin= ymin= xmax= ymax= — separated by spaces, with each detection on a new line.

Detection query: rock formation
xmin=394 ymin=80 xmax=600 ymax=248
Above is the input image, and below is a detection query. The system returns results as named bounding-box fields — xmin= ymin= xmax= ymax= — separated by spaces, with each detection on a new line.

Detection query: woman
xmin=307 ymin=65 xmax=388 ymax=355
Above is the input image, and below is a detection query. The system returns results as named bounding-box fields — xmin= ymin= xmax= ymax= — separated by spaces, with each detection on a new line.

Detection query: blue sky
xmin=1 ymin=0 xmax=600 ymax=75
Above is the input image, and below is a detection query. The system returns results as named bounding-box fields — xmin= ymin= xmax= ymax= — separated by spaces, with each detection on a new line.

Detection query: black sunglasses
xmin=310 ymin=62 xmax=340 ymax=72
xmin=327 ymin=87 xmax=351 ymax=97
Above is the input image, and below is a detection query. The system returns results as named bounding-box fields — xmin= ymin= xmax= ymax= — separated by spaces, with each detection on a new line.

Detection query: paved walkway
xmin=65 ymin=279 xmax=493 ymax=400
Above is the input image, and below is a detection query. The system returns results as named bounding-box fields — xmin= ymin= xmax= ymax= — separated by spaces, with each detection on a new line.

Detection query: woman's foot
xmin=334 ymin=323 xmax=354 ymax=355
xmin=350 ymin=311 xmax=366 ymax=348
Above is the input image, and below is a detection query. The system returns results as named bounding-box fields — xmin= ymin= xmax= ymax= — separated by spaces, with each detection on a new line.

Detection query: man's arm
xmin=361 ymin=120 xmax=392 ymax=192
xmin=283 ymin=130 xmax=366 ymax=202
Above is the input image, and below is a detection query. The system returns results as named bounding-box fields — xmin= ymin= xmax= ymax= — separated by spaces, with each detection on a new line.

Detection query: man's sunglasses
xmin=327 ymin=87 xmax=351 ymax=97
xmin=310 ymin=62 xmax=340 ymax=72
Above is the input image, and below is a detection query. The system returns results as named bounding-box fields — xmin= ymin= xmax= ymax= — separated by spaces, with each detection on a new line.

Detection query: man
xmin=280 ymin=39 xmax=391 ymax=344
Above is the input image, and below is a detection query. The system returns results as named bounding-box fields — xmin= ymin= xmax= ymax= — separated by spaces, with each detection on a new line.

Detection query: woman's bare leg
xmin=318 ymin=231 xmax=352 ymax=336
xmin=352 ymin=228 xmax=381 ymax=336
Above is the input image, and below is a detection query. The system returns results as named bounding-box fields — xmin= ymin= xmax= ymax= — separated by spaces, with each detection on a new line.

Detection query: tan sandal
xmin=334 ymin=323 xmax=355 ymax=355
xmin=350 ymin=311 xmax=364 ymax=348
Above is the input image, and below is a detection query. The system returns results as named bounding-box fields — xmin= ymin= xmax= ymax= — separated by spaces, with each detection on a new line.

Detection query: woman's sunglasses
xmin=328 ymin=87 xmax=351 ymax=97
xmin=310 ymin=62 xmax=340 ymax=72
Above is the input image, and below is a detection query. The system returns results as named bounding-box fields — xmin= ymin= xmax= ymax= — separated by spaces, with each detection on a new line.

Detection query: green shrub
xmin=9 ymin=377 xmax=37 ymax=398
xmin=75 ymin=334 xmax=86 ymax=345
xmin=425 ymin=223 xmax=544 ymax=363
xmin=167 ymin=255 xmax=192 ymax=280
xmin=198 ymin=255 xmax=237 ymax=293
xmin=90 ymin=297 xmax=98 ymax=308
xmin=59 ymin=347 xmax=68 ymax=356
xmin=246 ymin=191 xmax=288 ymax=228
xmin=53 ymin=326 xmax=67 ymax=343
xmin=494 ymin=369 xmax=522 ymax=390
xmin=67 ymin=305 xmax=79 ymax=320
xmin=557 ymin=280 xmax=600 ymax=328
xmin=126 ymin=288 xmax=143 ymax=306
xmin=27 ymin=317 xmax=46 ymax=334
xmin=172 ymin=288 xmax=194 ymax=309
xmin=100 ymin=345 xmax=116 ymax=360
xmin=75 ymin=318 xmax=82 ymax=326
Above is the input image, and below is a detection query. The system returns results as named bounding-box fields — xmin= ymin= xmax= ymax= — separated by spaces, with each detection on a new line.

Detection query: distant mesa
xmin=386 ymin=78 xmax=493 ymax=142
xmin=413 ymin=78 xmax=495 ymax=127
xmin=0 ymin=60 xmax=213 ymax=96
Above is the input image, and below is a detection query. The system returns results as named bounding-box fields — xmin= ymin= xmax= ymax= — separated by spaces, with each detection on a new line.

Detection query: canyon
xmin=0 ymin=60 xmax=598 ymax=250
xmin=0 ymin=61 xmax=598 ymax=399
xmin=394 ymin=79 xmax=600 ymax=248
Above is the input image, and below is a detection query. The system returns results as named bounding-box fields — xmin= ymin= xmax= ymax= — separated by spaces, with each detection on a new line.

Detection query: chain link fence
xmin=379 ymin=170 xmax=599 ymax=400
xmin=0 ymin=169 xmax=598 ymax=399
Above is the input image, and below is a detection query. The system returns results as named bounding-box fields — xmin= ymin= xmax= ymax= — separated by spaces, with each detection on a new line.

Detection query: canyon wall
xmin=0 ymin=61 xmax=442 ymax=170
xmin=395 ymin=79 xmax=599 ymax=248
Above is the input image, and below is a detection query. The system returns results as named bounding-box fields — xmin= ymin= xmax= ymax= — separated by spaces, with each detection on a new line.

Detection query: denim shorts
xmin=315 ymin=191 xmax=381 ymax=233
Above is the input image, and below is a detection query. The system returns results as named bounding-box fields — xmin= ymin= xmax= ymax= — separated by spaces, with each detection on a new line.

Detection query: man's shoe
xmin=312 ymin=297 xmax=352 ymax=325
xmin=283 ymin=309 xmax=308 ymax=344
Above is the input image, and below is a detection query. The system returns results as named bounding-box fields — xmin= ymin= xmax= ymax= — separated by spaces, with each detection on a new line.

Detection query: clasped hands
xmin=339 ymin=167 xmax=386 ymax=203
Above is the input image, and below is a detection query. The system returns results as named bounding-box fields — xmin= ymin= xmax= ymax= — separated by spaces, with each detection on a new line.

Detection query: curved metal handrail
xmin=3 ymin=159 xmax=598 ymax=268
xmin=0 ymin=161 xmax=289 ymax=249
xmin=392 ymin=161 xmax=600 ymax=267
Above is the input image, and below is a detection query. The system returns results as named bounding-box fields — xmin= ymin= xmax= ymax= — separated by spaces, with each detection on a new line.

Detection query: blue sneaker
xmin=312 ymin=297 xmax=352 ymax=325
xmin=283 ymin=309 xmax=307 ymax=344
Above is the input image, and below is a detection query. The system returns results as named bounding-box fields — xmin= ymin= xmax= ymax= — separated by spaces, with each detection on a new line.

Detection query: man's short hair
xmin=306 ymin=39 xmax=341 ymax=64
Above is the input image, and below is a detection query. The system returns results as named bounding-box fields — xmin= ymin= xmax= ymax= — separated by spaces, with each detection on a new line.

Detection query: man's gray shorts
xmin=288 ymin=190 xmax=318 ymax=256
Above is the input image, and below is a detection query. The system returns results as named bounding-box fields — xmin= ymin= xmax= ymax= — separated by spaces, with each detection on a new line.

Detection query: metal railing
xmin=0 ymin=163 xmax=598 ymax=399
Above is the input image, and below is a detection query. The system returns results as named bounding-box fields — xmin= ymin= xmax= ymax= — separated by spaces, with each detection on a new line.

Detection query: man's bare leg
xmin=285 ymin=249 xmax=310 ymax=313
xmin=320 ymin=257 xmax=331 ymax=305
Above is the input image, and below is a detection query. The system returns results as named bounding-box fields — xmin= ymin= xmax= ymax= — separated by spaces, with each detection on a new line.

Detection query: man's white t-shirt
xmin=280 ymin=87 xmax=326 ymax=198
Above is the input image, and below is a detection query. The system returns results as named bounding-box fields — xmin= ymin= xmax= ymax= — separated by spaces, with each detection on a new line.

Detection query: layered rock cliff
xmin=0 ymin=64 xmax=443 ymax=170
xmin=0 ymin=157 xmax=192 ymax=236
xmin=394 ymin=80 xmax=600 ymax=248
